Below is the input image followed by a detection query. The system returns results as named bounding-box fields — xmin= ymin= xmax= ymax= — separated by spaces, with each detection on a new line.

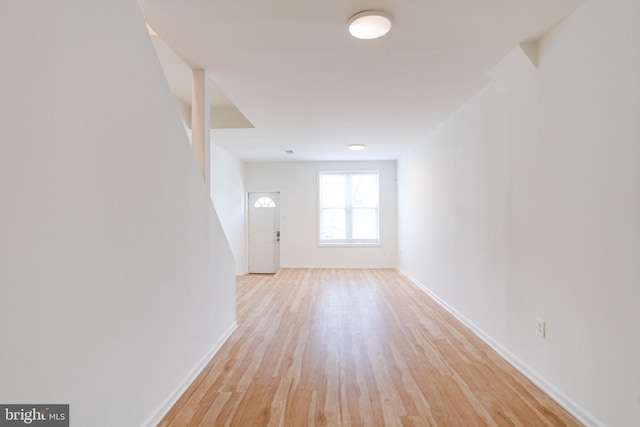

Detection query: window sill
xmin=318 ymin=242 xmax=381 ymax=248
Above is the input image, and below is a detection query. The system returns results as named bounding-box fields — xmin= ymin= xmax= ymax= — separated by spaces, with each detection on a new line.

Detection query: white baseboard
xmin=398 ymin=269 xmax=604 ymax=427
xmin=142 ymin=322 xmax=238 ymax=427
xmin=280 ymin=264 xmax=397 ymax=269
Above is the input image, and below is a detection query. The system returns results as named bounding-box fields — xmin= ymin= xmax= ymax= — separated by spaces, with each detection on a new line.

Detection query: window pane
xmin=352 ymin=209 xmax=378 ymax=240
xmin=351 ymin=174 xmax=378 ymax=208
xmin=320 ymin=175 xmax=345 ymax=208
xmin=318 ymin=171 xmax=379 ymax=244
xmin=254 ymin=196 xmax=276 ymax=208
xmin=320 ymin=209 xmax=346 ymax=240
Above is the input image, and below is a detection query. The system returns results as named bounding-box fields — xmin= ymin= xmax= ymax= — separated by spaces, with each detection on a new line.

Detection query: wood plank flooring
xmin=159 ymin=269 xmax=580 ymax=426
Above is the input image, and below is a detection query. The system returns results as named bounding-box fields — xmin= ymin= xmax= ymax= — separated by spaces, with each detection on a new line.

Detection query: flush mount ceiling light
xmin=348 ymin=144 xmax=366 ymax=151
xmin=348 ymin=11 xmax=392 ymax=39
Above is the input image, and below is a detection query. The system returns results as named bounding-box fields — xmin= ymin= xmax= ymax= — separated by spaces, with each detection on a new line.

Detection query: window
xmin=318 ymin=171 xmax=379 ymax=245
xmin=253 ymin=197 xmax=276 ymax=208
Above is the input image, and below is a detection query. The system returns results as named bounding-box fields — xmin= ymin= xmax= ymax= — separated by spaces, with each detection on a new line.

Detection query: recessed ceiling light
xmin=348 ymin=11 xmax=392 ymax=40
xmin=348 ymin=144 xmax=366 ymax=151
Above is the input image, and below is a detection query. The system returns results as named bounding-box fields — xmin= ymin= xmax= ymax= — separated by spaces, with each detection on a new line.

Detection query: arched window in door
xmin=253 ymin=196 xmax=276 ymax=208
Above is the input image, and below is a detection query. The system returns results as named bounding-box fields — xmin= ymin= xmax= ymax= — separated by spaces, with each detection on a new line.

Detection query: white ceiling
xmin=139 ymin=0 xmax=583 ymax=162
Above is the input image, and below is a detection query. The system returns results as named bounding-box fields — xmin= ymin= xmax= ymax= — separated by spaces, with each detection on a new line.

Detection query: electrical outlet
xmin=536 ymin=319 xmax=546 ymax=339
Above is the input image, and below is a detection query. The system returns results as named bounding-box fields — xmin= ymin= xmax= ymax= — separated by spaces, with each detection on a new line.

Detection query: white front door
xmin=248 ymin=192 xmax=280 ymax=274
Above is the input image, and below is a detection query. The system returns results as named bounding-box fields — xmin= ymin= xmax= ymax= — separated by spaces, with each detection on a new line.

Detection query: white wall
xmin=397 ymin=1 xmax=640 ymax=425
xmin=246 ymin=161 xmax=397 ymax=268
xmin=0 ymin=1 xmax=236 ymax=426
xmin=211 ymin=144 xmax=247 ymax=275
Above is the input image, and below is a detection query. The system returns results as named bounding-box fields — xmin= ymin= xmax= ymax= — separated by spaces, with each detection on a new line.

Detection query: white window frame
xmin=317 ymin=170 xmax=380 ymax=246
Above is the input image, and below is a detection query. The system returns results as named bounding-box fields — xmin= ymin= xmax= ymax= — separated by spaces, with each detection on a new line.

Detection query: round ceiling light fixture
xmin=348 ymin=144 xmax=366 ymax=151
xmin=348 ymin=11 xmax=392 ymax=40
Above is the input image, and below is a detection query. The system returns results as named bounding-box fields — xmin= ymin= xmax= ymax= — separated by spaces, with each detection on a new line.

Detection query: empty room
xmin=1 ymin=1 xmax=638 ymax=426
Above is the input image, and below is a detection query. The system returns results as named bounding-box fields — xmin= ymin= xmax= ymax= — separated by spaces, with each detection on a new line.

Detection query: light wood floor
xmin=159 ymin=269 xmax=580 ymax=426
